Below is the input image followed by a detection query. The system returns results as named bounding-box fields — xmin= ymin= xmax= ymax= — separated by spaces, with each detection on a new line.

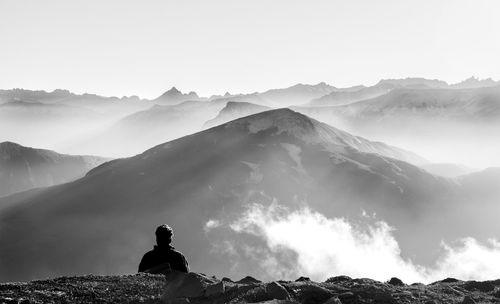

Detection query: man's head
xmin=155 ymin=224 xmax=174 ymax=247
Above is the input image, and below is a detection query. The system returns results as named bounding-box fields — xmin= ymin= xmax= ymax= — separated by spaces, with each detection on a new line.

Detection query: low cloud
xmin=221 ymin=203 xmax=500 ymax=283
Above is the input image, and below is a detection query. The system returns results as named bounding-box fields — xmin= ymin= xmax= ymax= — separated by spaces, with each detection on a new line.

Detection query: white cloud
xmin=204 ymin=219 xmax=222 ymax=232
xmin=224 ymin=203 xmax=500 ymax=283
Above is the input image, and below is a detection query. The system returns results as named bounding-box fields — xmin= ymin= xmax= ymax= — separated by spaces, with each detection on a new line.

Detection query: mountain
xmin=338 ymin=86 xmax=500 ymax=120
xmin=74 ymin=99 xmax=228 ymax=157
xmin=209 ymin=92 xmax=269 ymax=106
xmin=0 ymin=100 xmax=108 ymax=150
xmin=308 ymin=85 xmax=392 ymax=107
xmin=0 ymin=142 xmax=108 ymax=197
xmin=0 ymin=99 xmax=99 ymax=118
xmin=0 ymin=88 xmax=150 ymax=116
xmin=0 ymin=90 xmax=151 ymax=154
xmin=209 ymin=83 xmax=338 ymax=107
xmin=152 ymin=87 xmax=201 ymax=105
xmin=294 ymin=86 xmax=500 ymax=168
xmin=203 ymin=101 xmax=272 ymax=128
xmin=256 ymin=82 xmax=337 ymax=106
xmin=0 ymin=109 xmax=460 ymax=282
xmin=0 ymin=88 xmax=74 ymax=104
xmin=306 ymin=77 xmax=461 ymax=107
xmin=375 ymin=78 xmax=449 ymax=89
xmin=294 ymin=86 xmax=500 ymax=136
xmin=451 ymin=76 xmax=500 ymax=89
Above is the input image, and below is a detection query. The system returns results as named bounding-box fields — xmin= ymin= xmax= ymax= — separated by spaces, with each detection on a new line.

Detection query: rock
xmin=387 ymin=277 xmax=405 ymax=286
xmin=461 ymin=295 xmax=477 ymax=304
xmin=162 ymin=272 xmax=216 ymax=302
xmin=463 ymin=280 xmax=495 ymax=292
xmin=206 ymin=281 xmax=226 ymax=297
xmin=222 ymin=277 xmax=234 ymax=282
xmin=253 ymin=300 xmax=297 ymax=304
xmin=237 ymin=276 xmax=262 ymax=285
xmin=338 ymin=292 xmax=355 ymax=299
xmin=294 ymin=284 xmax=336 ymax=303
xmin=266 ymin=281 xmax=289 ymax=300
xmin=295 ymin=276 xmax=311 ymax=282
xmin=322 ymin=296 xmax=342 ymax=304
xmin=352 ymin=278 xmax=379 ymax=285
xmin=325 ymin=276 xmax=352 ymax=283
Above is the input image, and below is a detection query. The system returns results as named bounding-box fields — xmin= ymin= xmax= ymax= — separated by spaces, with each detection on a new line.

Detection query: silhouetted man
xmin=138 ymin=224 xmax=189 ymax=274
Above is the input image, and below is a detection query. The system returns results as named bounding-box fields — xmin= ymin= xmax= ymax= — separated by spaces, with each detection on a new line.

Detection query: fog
xmin=220 ymin=203 xmax=500 ymax=283
xmin=337 ymin=120 xmax=500 ymax=170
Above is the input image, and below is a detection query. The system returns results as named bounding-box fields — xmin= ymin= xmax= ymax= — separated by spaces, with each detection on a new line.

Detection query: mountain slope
xmin=77 ymin=100 xmax=228 ymax=157
xmin=294 ymin=86 xmax=500 ymax=167
xmin=451 ymin=76 xmax=500 ymax=89
xmin=0 ymin=88 xmax=149 ymax=116
xmin=308 ymin=84 xmax=392 ymax=106
xmin=257 ymin=82 xmax=337 ymax=106
xmin=336 ymin=86 xmax=500 ymax=120
xmin=0 ymin=142 xmax=108 ymax=197
xmin=306 ymin=77 xmax=466 ymax=107
xmin=203 ymin=101 xmax=272 ymax=128
xmin=0 ymin=100 xmax=109 ymax=151
xmin=0 ymin=109 xmax=457 ymax=283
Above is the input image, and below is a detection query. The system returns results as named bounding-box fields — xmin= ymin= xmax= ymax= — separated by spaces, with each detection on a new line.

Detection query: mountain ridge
xmin=0 ymin=141 xmax=109 ymax=197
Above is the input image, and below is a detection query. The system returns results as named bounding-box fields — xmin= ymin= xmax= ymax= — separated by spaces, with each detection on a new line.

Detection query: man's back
xmin=139 ymin=245 xmax=189 ymax=273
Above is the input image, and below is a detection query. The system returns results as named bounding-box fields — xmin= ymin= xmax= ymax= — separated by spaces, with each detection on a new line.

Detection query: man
xmin=138 ymin=224 xmax=189 ymax=274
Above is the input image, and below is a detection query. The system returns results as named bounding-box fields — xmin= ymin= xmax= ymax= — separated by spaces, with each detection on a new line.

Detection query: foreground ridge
xmin=1 ymin=273 xmax=500 ymax=304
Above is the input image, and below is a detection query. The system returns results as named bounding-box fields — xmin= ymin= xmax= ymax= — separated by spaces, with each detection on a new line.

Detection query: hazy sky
xmin=1 ymin=0 xmax=499 ymax=98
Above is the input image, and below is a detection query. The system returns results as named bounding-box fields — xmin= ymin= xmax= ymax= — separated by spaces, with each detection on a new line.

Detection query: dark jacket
xmin=138 ymin=245 xmax=189 ymax=273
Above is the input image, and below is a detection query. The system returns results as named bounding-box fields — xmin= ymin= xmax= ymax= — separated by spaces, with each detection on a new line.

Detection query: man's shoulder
xmin=142 ymin=248 xmax=157 ymax=259
xmin=168 ymin=247 xmax=186 ymax=258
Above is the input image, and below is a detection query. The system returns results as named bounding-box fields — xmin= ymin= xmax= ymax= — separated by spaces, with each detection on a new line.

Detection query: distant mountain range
xmin=308 ymin=77 xmax=500 ymax=107
xmin=2 ymin=109 xmax=499 ymax=283
xmin=298 ymin=86 xmax=500 ymax=123
xmin=1 ymin=76 xmax=499 ymax=161
xmin=1 ymin=76 xmax=497 ymax=107
xmin=0 ymin=142 xmax=108 ymax=197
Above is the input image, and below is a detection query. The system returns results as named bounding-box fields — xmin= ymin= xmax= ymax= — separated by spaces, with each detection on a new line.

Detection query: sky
xmin=1 ymin=0 xmax=500 ymax=98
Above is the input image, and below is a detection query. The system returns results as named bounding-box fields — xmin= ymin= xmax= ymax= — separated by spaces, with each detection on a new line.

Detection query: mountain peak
xmin=164 ymin=86 xmax=181 ymax=95
xmin=0 ymin=141 xmax=24 ymax=155
xmin=227 ymin=108 xmax=316 ymax=136
xmin=223 ymin=109 xmax=426 ymax=164
xmin=153 ymin=87 xmax=200 ymax=104
xmin=0 ymin=141 xmax=22 ymax=147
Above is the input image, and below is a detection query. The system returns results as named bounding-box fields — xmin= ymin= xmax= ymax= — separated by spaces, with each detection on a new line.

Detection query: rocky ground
xmin=1 ymin=273 xmax=500 ymax=304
